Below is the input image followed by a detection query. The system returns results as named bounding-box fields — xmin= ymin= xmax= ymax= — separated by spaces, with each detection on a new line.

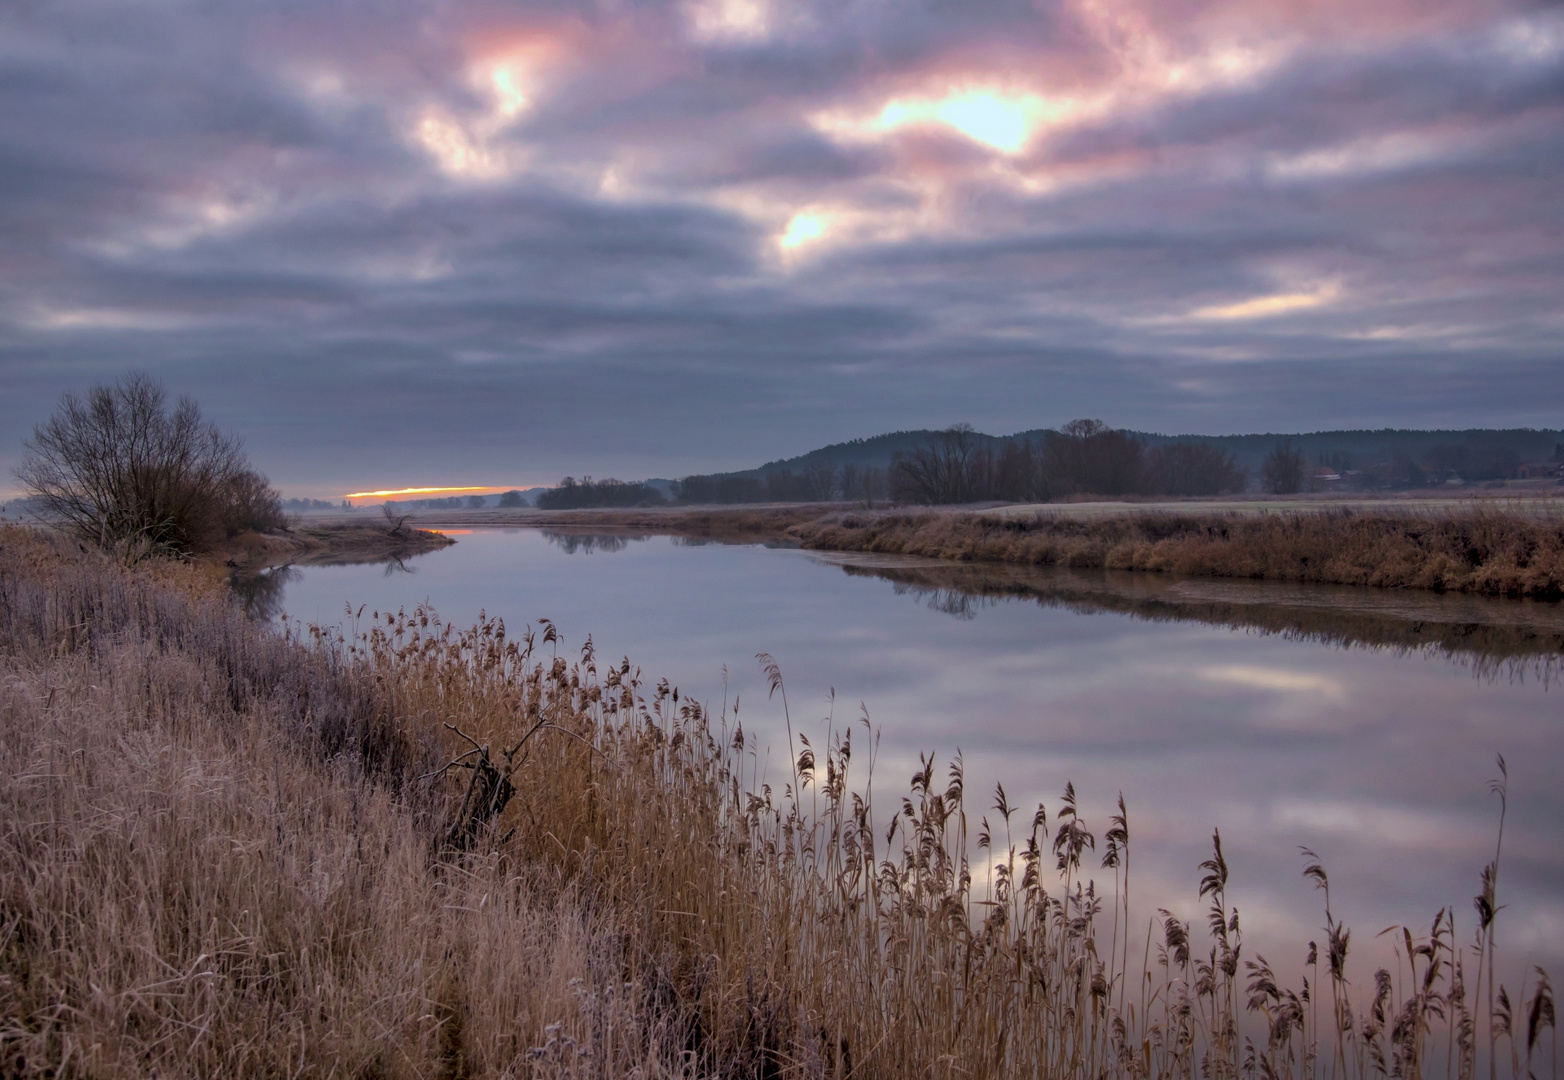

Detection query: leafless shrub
xmin=15 ymin=372 xmax=284 ymax=556
xmin=1263 ymin=441 xmax=1308 ymax=495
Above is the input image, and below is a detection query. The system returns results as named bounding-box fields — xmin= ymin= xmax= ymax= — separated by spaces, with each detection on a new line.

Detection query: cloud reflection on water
xmin=269 ymin=528 xmax=1564 ymax=983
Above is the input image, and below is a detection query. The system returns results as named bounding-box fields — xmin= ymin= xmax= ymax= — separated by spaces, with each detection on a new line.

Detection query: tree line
xmin=531 ymin=420 xmax=1561 ymax=510
xmin=670 ymin=464 xmax=891 ymax=506
xmin=884 ymin=421 xmax=1252 ymax=504
xmin=541 ymin=422 xmax=1252 ymax=508
xmin=535 ymin=477 xmax=666 ymax=510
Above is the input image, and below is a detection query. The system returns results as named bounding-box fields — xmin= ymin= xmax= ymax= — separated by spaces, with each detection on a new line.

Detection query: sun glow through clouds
xmin=406 ymin=45 xmax=553 ymax=180
xmin=414 ymin=110 xmax=501 ymax=179
xmin=918 ymin=92 xmax=1029 ymax=153
xmin=343 ymin=485 xmax=493 ymax=499
xmin=1190 ymin=282 xmax=1341 ymax=321
xmin=485 ymin=61 xmax=532 ymax=120
xmin=871 ymin=89 xmax=1057 ymax=154
xmin=778 ymin=211 xmax=826 ymax=250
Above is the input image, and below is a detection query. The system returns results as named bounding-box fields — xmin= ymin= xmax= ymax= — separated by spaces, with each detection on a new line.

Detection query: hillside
xmin=720 ymin=425 xmax=1564 ymax=486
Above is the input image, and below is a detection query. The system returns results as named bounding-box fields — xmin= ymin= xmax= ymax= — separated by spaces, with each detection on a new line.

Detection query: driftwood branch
xmin=435 ymin=718 xmax=618 ymax=852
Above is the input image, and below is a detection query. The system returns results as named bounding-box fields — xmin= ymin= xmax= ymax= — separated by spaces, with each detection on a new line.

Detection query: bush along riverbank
xmin=0 ymin=522 xmax=1551 ymax=1077
xmin=788 ymin=506 xmax=1564 ymax=599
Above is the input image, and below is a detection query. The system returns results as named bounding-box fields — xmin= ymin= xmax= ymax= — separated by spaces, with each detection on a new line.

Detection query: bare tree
xmin=380 ymin=503 xmax=411 ymax=537
xmin=1261 ymin=440 xmax=1307 ymax=495
xmin=802 ymin=461 xmax=838 ymax=501
xmin=1145 ymin=442 xmax=1248 ymax=496
xmin=892 ymin=424 xmax=980 ymax=504
xmin=16 ymin=373 xmax=282 ymax=555
xmin=216 ymin=467 xmax=287 ymax=534
xmin=1043 ymin=419 xmax=1145 ymax=496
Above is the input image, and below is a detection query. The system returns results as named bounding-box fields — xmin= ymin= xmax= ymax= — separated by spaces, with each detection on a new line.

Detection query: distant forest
xmin=538 ymin=423 xmax=1564 ymax=507
xmin=381 ymin=490 xmax=533 ymax=511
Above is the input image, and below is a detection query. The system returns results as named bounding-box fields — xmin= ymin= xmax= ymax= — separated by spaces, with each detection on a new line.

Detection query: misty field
xmin=0 ymin=523 xmax=1554 ymax=1078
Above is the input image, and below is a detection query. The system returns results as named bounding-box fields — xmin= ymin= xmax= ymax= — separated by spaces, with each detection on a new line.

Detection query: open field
xmin=0 ymin=522 xmax=1551 ymax=1077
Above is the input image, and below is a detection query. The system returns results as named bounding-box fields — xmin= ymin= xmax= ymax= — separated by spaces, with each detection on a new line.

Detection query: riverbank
xmin=2 ymin=520 xmax=1545 ymax=1077
xmin=211 ymin=520 xmax=455 ymax=572
xmin=789 ymin=505 xmax=1564 ymax=599
xmin=815 ymin=552 xmax=1564 ymax=672
xmin=335 ymin=495 xmax=1564 ymax=600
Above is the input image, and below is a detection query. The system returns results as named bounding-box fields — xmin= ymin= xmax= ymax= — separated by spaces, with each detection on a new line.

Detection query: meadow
xmin=0 ymin=522 xmax=1553 ymax=1078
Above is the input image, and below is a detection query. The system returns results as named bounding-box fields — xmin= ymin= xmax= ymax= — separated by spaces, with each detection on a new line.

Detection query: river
xmin=255 ymin=525 xmax=1564 ymax=982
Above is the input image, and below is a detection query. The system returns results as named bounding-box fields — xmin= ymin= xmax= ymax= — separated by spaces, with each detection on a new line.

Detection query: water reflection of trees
xmin=889 ymin=583 xmax=996 ymax=621
xmin=230 ymin=554 xmax=415 ymax=620
xmin=229 ymin=565 xmax=300 ymax=621
xmin=540 ymin=531 xmax=649 ymax=555
xmin=840 ymin=561 xmax=1564 ymax=681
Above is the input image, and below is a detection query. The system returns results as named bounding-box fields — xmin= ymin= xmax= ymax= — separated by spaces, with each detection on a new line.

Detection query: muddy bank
xmin=214 ymin=522 xmax=455 ymax=573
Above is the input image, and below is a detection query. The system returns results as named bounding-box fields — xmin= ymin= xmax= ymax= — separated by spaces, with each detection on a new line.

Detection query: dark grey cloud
xmin=1 ymin=0 xmax=1561 ymax=495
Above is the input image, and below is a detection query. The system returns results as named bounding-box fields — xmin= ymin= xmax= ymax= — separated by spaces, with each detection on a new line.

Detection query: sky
xmin=2 ymin=0 xmax=1562 ymax=497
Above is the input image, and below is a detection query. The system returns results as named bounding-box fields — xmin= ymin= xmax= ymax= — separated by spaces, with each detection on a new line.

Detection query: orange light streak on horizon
xmin=343 ymin=485 xmax=492 ymax=499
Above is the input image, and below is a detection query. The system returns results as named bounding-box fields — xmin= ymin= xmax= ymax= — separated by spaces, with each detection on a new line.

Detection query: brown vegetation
xmin=212 ymin=521 xmax=456 ymax=575
xmin=790 ymin=506 xmax=1564 ymax=599
xmin=0 ymin=524 xmax=1552 ymax=1077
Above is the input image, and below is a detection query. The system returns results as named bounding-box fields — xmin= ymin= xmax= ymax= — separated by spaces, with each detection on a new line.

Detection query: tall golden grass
xmin=0 ymin=524 xmax=1553 ymax=1077
xmin=790 ymin=507 xmax=1564 ymax=599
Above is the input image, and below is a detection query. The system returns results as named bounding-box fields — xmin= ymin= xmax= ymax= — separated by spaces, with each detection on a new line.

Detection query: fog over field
xmin=2 ymin=0 xmax=1563 ymax=495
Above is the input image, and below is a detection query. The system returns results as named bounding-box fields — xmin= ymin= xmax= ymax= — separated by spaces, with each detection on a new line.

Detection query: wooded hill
xmin=744 ymin=426 xmax=1564 ymax=484
xmin=569 ymin=425 xmax=1564 ymax=506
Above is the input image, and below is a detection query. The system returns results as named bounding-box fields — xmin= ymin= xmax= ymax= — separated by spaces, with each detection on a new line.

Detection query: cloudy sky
xmin=2 ymin=0 xmax=1561 ymax=496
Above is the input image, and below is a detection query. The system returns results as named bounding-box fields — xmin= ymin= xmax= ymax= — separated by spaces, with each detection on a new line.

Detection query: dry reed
xmin=0 ymin=523 xmax=1553 ymax=1078
xmin=789 ymin=507 xmax=1564 ymax=599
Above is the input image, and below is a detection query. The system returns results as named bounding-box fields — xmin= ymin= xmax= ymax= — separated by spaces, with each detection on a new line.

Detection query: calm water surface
xmin=265 ymin=527 xmax=1563 ymax=978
